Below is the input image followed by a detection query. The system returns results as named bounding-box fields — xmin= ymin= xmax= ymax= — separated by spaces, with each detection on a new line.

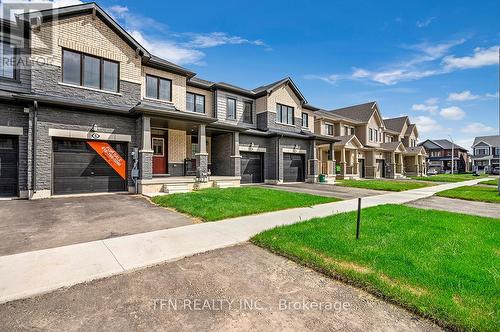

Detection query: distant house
xmin=471 ymin=135 xmax=500 ymax=173
xmin=419 ymin=139 xmax=470 ymax=173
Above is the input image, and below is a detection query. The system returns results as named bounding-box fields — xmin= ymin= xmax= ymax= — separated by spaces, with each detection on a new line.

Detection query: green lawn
xmin=410 ymin=173 xmax=486 ymax=183
xmin=152 ymin=187 xmax=339 ymax=221
xmin=481 ymin=178 xmax=499 ymax=186
xmin=436 ymin=185 xmax=500 ymax=203
xmin=252 ymin=205 xmax=499 ymax=331
xmin=336 ymin=179 xmax=434 ymax=191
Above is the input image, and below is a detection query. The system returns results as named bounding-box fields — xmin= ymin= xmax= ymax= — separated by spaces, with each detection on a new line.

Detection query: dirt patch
xmin=302 ymin=246 xmax=373 ymax=274
xmin=379 ymin=275 xmax=428 ymax=297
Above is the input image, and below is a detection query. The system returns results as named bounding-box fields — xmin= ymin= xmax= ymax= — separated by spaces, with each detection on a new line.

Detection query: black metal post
xmin=356 ymin=198 xmax=361 ymax=240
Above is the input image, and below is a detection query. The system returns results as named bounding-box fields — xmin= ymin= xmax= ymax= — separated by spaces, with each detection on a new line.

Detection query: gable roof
xmin=405 ymin=123 xmax=418 ymax=137
xmin=332 ymin=135 xmax=363 ymax=148
xmin=380 ymin=141 xmax=406 ymax=152
xmin=384 ymin=116 xmax=409 ymax=133
xmin=472 ymin=135 xmax=500 ymax=147
xmin=405 ymin=146 xmax=426 ymax=155
xmin=419 ymin=139 xmax=467 ymax=151
xmin=252 ymin=77 xmax=307 ymax=103
xmin=17 ymin=2 xmax=149 ymax=57
xmin=329 ymin=101 xmax=382 ymax=124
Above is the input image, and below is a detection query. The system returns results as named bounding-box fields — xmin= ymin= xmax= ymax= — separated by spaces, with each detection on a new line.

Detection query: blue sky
xmin=27 ymin=1 xmax=500 ymax=149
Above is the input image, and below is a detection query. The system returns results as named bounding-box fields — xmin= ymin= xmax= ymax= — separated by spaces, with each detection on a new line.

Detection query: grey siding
xmin=31 ymin=64 xmax=141 ymax=108
xmin=34 ymin=106 xmax=139 ymax=192
xmin=211 ymin=133 xmax=233 ymax=176
xmin=215 ymin=90 xmax=257 ymax=129
xmin=257 ymin=111 xmax=303 ymax=134
xmin=0 ymin=103 xmax=29 ymax=193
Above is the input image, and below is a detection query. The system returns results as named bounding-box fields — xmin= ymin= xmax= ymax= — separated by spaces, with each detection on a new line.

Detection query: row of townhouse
xmin=0 ymin=3 xmax=426 ymax=199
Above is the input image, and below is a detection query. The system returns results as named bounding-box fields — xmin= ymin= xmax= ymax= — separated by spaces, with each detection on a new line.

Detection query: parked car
xmin=491 ymin=167 xmax=500 ymax=175
xmin=427 ymin=169 xmax=438 ymax=175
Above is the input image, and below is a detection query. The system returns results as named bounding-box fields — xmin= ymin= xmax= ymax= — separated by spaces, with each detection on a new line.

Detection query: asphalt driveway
xmin=0 ymin=244 xmax=440 ymax=331
xmin=0 ymin=194 xmax=194 ymax=256
xmin=406 ymin=196 xmax=500 ymax=218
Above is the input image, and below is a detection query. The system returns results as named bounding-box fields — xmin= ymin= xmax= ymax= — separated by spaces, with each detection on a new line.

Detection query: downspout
xmin=32 ymin=100 xmax=38 ymax=194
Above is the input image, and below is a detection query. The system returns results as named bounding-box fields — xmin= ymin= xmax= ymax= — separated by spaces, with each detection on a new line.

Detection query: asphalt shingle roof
xmin=329 ymin=102 xmax=377 ymax=123
xmin=473 ymin=135 xmax=500 ymax=147
xmin=384 ymin=116 xmax=408 ymax=133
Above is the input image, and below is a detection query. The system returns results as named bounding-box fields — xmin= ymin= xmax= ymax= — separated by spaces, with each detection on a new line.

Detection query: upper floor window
xmin=146 ymin=75 xmax=171 ymax=101
xmin=431 ymin=151 xmax=440 ymax=157
xmin=475 ymin=148 xmax=489 ymax=155
xmin=227 ymin=98 xmax=236 ymax=119
xmin=0 ymin=41 xmax=15 ymax=79
xmin=243 ymin=101 xmax=253 ymax=124
xmin=186 ymin=92 xmax=205 ymax=113
xmin=326 ymin=124 xmax=334 ymax=136
xmin=62 ymin=49 xmax=119 ymax=92
xmin=496 ymin=148 xmax=500 ymax=155
xmin=276 ymin=103 xmax=294 ymax=125
xmin=301 ymin=112 xmax=309 ymax=128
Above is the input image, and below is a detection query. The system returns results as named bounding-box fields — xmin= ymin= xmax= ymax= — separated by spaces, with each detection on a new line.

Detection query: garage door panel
xmin=53 ymin=139 xmax=127 ymax=195
xmin=283 ymin=153 xmax=305 ymax=182
xmin=241 ymin=152 xmax=263 ymax=184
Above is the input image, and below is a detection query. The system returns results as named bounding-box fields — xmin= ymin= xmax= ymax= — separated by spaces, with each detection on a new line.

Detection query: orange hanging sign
xmin=86 ymin=141 xmax=127 ymax=179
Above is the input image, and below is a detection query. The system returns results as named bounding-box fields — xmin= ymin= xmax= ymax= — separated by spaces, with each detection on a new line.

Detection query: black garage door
xmin=0 ymin=135 xmax=18 ymax=197
xmin=53 ymin=139 xmax=127 ymax=195
xmin=283 ymin=153 xmax=305 ymax=182
xmin=241 ymin=152 xmax=263 ymax=184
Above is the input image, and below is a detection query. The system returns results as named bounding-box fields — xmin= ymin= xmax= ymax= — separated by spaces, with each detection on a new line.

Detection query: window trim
xmin=276 ymin=103 xmax=295 ymax=125
xmin=226 ymin=97 xmax=237 ymax=120
xmin=145 ymin=74 xmax=172 ymax=101
xmin=62 ymin=48 xmax=120 ymax=93
xmin=152 ymin=137 xmax=165 ymax=157
xmin=325 ymin=123 xmax=334 ymax=136
xmin=186 ymin=92 xmax=206 ymax=113
xmin=301 ymin=112 xmax=309 ymax=128
xmin=243 ymin=100 xmax=253 ymax=124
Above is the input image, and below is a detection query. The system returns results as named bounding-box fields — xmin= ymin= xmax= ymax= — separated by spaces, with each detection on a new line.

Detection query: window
xmin=326 ymin=124 xmax=334 ymax=136
xmin=145 ymin=75 xmax=172 ymax=101
xmin=301 ymin=112 xmax=309 ymax=128
xmin=227 ymin=98 xmax=236 ymax=119
xmin=344 ymin=126 xmax=349 ymax=136
xmin=475 ymin=148 xmax=489 ymax=155
xmin=152 ymin=138 xmax=164 ymax=156
xmin=0 ymin=41 xmax=15 ymax=79
xmin=186 ymin=92 xmax=205 ymax=113
xmin=369 ymin=128 xmax=373 ymax=141
xmin=243 ymin=101 xmax=253 ymax=124
xmin=496 ymin=148 xmax=500 ymax=156
xmin=350 ymin=127 xmax=355 ymax=135
xmin=62 ymin=49 xmax=119 ymax=92
xmin=276 ymin=103 xmax=294 ymax=125
xmin=374 ymin=129 xmax=378 ymax=142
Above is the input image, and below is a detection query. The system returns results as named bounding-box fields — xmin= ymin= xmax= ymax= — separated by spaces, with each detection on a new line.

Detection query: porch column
xmin=338 ymin=147 xmax=347 ymax=179
xmin=229 ymin=131 xmax=241 ymax=177
xmin=399 ymin=153 xmax=404 ymax=174
xmin=139 ymin=116 xmax=153 ymax=181
xmin=327 ymin=143 xmax=335 ymax=176
xmin=196 ymin=123 xmax=209 ymax=181
xmin=353 ymin=149 xmax=359 ymax=175
xmin=307 ymin=139 xmax=319 ymax=183
xmin=415 ymin=155 xmax=420 ymax=176
xmin=387 ymin=152 xmax=396 ymax=179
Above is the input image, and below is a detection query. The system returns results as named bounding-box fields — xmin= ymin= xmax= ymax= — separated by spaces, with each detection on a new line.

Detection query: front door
xmin=358 ymin=159 xmax=365 ymax=178
xmin=152 ymin=135 xmax=167 ymax=174
xmin=0 ymin=135 xmax=18 ymax=197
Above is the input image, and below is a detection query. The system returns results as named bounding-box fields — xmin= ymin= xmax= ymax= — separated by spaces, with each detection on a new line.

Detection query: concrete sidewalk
xmin=0 ymin=178 xmax=489 ymax=304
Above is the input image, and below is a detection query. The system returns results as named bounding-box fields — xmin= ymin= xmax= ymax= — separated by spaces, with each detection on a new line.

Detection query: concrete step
xmin=214 ymin=180 xmax=240 ymax=189
xmin=162 ymin=183 xmax=190 ymax=194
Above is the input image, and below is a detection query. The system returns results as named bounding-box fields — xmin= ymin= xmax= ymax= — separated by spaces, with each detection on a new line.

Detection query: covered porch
xmin=379 ymin=142 xmax=406 ymax=179
xmin=324 ymin=135 xmax=363 ymax=180
xmin=133 ymin=102 xmax=242 ymax=195
xmin=403 ymin=146 xmax=427 ymax=176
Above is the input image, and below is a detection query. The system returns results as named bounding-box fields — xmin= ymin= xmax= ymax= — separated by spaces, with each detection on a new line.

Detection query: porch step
xmin=162 ymin=183 xmax=190 ymax=194
xmin=214 ymin=180 xmax=240 ymax=189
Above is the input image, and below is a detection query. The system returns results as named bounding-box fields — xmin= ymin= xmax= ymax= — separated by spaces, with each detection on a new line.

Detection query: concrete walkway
xmin=0 ymin=178 xmax=489 ymax=304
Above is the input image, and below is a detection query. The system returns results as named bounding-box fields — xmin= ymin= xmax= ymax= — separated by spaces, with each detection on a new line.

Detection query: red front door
xmin=152 ymin=135 xmax=167 ymax=174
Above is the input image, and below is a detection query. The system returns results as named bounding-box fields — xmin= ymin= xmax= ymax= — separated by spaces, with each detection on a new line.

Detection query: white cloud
xmin=411 ymin=97 xmax=439 ymax=114
xmin=303 ymin=74 xmax=339 ymax=85
xmin=416 ymin=17 xmax=435 ymax=28
xmin=460 ymin=122 xmax=495 ymax=134
xmin=412 ymin=115 xmax=449 ymax=134
xmin=107 ymin=5 xmax=267 ymax=66
xmin=440 ymin=106 xmax=465 ymax=120
xmin=443 ymin=46 xmax=500 ymax=70
xmin=447 ymin=90 xmax=479 ymax=101
xmin=130 ymin=31 xmax=205 ymax=66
